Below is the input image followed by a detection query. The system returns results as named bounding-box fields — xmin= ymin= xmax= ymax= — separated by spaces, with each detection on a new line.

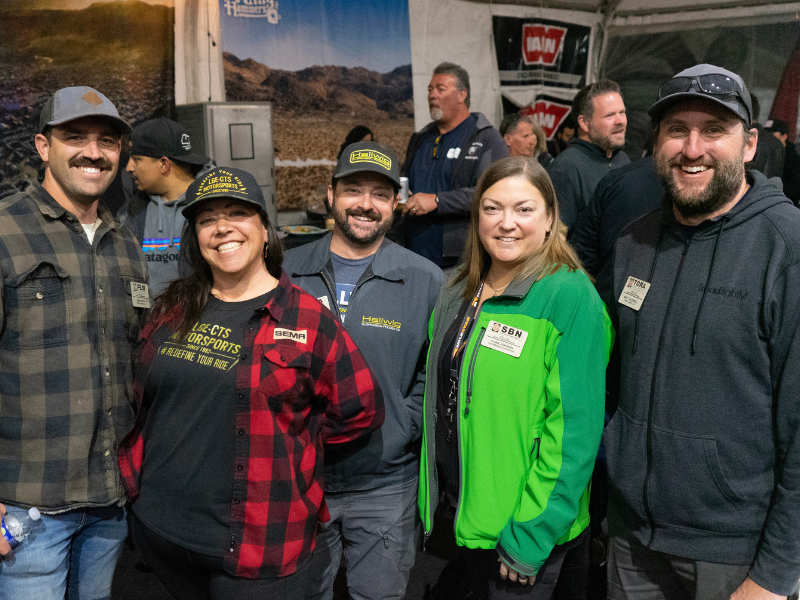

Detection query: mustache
xmin=69 ymin=157 xmax=113 ymax=170
xmin=346 ymin=207 xmax=381 ymax=221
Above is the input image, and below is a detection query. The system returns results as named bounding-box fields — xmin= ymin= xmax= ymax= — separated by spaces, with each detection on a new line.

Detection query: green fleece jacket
xmin=419 ymin=267 xmax=613 ymax=576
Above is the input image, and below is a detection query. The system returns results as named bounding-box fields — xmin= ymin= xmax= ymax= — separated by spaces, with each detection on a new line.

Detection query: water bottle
xmin=1 ymin=507 xmax=41 ymax=549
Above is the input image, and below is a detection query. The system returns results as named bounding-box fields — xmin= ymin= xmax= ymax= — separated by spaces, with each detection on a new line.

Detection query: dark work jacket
xmin=283 ymin=235 xmax=444 ymax=491
xmin=782 ymin=142 xmax=800 ymax=203
xmin=570 ymin=157 xmax=664 ymax=308
xmin=401 ymin=113 xmax=508 ymax=259
xmin=547 ymin=139 xmax=630 ymax=230
xmin=748 ymin=123 xmax=784 ymax=179
xmin=607 ymin=172 xmax=800 ymax=596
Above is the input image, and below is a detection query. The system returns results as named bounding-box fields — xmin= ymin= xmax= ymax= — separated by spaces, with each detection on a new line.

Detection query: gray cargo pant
xmin=305 ymin=477 xmax=420 ymax=600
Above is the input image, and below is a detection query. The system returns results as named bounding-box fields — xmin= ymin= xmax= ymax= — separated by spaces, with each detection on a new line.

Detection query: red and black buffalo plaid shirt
xmin=118 ymin=272 xmax=384 ymax=578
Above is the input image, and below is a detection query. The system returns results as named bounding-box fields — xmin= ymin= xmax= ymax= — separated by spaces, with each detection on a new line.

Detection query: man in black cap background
xmin=764 ymin=118 xmax=800 ymax=204
xmin=283 ymin=142 xmax=444 ymax=600
xmin=121 ymin=117 xmax=210 ymax=296
xmin=606 ymin=64 xmax=800 ymax=599
xmin=0 ymin=86 xmax=148 ymax=597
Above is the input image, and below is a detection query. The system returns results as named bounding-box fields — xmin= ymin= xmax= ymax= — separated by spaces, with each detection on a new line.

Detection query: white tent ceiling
xmin=466 ymin=0 xmax=799 ymax=17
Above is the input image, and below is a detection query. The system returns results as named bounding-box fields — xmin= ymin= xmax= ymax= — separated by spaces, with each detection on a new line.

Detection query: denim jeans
xmin=305 ymin=477 xmax=420 ymax=600
xmin=0 ymin=504 xmax=127 ymax=600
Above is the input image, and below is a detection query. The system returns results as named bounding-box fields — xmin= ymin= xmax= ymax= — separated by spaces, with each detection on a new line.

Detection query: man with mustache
xmin=607 ymin=65 xmax=800 ymax=599
xmin=0 ymin=87 xmax=148 ymax=598
xmin=283 ymin=142 xmax=444 ymax=600
xmin=120 ymin=118 xmax=210 ymax=296
xmin=401 ymin=62 xmax=507 ymax=268
xmin=547 ymin=79 xmax=630 ymax=230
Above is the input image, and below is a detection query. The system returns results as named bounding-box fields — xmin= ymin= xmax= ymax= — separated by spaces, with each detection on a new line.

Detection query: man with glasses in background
xmin=606 ymin=64 xmax=800 ymax=599
xmin=400 ymin=62 xmax=507 ymax=269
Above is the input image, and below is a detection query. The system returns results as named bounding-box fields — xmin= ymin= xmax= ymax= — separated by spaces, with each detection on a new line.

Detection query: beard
xmin=654 ymin=146 xmax=746 ymax=220
xmin=588 ymin=126 xmax=625 ymax=154
xmin=429 ymin=107 xmax=443 ymax=122
xmin=331 ymin=204 xmax=393 ymax=246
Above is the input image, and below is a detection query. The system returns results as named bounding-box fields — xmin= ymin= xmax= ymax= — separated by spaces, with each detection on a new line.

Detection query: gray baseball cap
xmin=334 ymin=142 xmax=401 ymax=188
xmin=648 ymin=64 xmax=752 ymax=127
xmin=39 ymin=86 xmax=132 ymax=134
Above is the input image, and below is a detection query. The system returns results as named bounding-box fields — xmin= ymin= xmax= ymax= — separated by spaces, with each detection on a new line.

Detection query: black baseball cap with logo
xmin=183 ymin=167 xmax=267 ymax=217
xmin=334 ymin=142 xmax=401 ymax=188
xmin=130 ymin=118 xmax=210 ymax=165
xmin=39 ymin=86 xmax=131 ymax=134
xmin=648 ymin=64 xmax=753 ymax=128
xmin=764 ymin=119 xmax=790 ymax=136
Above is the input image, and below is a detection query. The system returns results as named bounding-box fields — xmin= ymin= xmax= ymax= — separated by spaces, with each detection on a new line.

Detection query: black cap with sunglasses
xmin=648 ymin=64 xmax=752 ymax=128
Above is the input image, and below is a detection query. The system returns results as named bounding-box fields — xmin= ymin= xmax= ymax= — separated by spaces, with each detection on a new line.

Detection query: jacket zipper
xmin=453 ymin=317 xmax=485 ymax=538
xmin=643 ymin=238 xmax=691 ymax=547
xmin=321 ymin=268 xmax=373 ymax=328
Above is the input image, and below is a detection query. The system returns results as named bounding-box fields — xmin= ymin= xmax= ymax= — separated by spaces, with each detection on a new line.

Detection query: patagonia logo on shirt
xmin=274 ymin=328 xmax=308 ymax=344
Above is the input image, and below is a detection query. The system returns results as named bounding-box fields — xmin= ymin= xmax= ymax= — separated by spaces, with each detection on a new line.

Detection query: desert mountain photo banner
xmin=219 ymin=0 xmax=414 ymax=212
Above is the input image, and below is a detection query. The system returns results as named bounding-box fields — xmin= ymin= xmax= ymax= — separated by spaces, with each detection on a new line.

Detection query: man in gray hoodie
xmin=121 ymin=118 xmax=209 ymax=296
xmin=607 ymin=64 xmax=800 ymax=599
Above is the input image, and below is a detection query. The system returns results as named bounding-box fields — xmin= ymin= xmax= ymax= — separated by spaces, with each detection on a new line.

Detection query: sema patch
xmin=481 ymin=320 xmax=528 ymax=358
xmin=274 ymin=328 xmax=308 ymax=344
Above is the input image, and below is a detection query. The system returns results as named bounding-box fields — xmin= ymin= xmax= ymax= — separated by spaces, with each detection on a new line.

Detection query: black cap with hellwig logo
xmin=131 ymin=117 xmax=210 ymax=165
xmin=334 ymin=141 xmax=401 ymax=188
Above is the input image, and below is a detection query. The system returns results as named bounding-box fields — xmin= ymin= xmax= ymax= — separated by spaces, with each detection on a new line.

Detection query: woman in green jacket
xmin=419 ymin=157 xmax=613 ymax=599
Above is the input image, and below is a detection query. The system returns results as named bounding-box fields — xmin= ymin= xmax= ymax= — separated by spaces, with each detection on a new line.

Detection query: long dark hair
xmin=150 ymin=208 xmax=283 ymax=339
xmin=452 ymin=156 xmax=584 ymax=301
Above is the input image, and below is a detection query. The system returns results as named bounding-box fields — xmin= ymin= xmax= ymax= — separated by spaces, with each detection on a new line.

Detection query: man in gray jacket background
xmin=283 ymin=141 xmax=444 ymax=600
xmin=607 ymin=64 xmax=800 ymax=599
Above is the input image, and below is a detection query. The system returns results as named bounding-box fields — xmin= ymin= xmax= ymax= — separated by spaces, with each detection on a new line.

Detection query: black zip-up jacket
xmin=607 ymin=172 xmax=800 ymax=595
xmin=401 ymin=113 xmax=508 ymax=259
xmin=547 ymin=138 xmax=630 ymax=230
xmin=283 ymin=235 xmax=444 ymax=491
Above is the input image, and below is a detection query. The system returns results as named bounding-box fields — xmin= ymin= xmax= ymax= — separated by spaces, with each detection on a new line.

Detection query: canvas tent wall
xmin=405 ymin=0 xmax=800 ymax=157
xmin=176 ymin=0 xmax=800 ymax=156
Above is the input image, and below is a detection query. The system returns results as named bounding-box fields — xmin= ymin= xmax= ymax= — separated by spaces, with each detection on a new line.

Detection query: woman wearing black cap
xmin=118 ymin=167 xmax=383 ymax=600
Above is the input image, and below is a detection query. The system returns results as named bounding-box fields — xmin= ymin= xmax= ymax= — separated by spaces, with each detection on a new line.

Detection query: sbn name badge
xmin=481 ymin=320 xmax=528 ymax=358
xmin=619 ymin=276 xmax=650 ymax=311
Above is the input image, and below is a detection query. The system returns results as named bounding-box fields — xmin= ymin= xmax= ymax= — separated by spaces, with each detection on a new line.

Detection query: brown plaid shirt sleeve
xmin=0 ymin=184 xmax=148 ymax=511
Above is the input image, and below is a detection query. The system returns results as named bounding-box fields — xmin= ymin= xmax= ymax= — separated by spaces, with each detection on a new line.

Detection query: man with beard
xmin=283 ymin=142 xmax=444 ymax=600
xmin=0 ymin=87 xmax=147 ymax=597
xmin=607 ymin=65 xmax=800 ymax=599
xmin=401 ymin=62 xmax=507 ymax=268
xmin=547 ymin=79 xmax=630 ymax=230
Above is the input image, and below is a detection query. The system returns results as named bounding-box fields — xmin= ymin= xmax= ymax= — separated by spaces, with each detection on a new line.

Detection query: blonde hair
xmin=452 ymin=156 xmax=585 ymax=300
xmin=526 ymin=117 xmax=548 ymax=156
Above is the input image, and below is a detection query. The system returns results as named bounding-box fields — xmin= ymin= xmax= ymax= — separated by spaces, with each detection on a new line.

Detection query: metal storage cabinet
xmin=176 ymin=102 xmax=276 ymax=223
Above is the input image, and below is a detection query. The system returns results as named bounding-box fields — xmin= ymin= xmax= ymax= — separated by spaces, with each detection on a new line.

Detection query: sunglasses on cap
xmin=658 ymin=73 xmax=744 ymax=100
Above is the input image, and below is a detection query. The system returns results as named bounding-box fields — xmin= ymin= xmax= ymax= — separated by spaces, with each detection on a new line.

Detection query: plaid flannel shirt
xmin=0 ymin=183 xmax=148 ymax=511
xmin=118 ymin=272 xmax=384 ymax=578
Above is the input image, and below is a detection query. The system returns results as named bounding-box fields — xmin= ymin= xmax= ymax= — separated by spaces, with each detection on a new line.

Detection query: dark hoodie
xmin=607 ymin=171 xmax=800 ymax=595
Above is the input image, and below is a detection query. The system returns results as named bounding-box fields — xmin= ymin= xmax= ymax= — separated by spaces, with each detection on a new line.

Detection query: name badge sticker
xmin=274 ymin=328 xmax=308 ymax=344
xmin=130 ymin=281 xmax=150 ymax=309
xmin=618 ymin=276 xmax=651 ymax=311
xmin=481 ymin=320 xmax=528 ymax=358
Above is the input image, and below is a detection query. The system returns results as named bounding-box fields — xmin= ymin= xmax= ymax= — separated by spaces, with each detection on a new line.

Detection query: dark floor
xmin=111 ymin=519 xmax=607 ymax=600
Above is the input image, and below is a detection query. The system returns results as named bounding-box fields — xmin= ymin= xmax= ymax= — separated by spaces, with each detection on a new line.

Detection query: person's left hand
xmin=402 ymin=192 xmax=438 ymax=216
xmin=730 ymin=577 xmax=786 ymax=600
xmin=498 ymin=557 xmax=535 ymax=586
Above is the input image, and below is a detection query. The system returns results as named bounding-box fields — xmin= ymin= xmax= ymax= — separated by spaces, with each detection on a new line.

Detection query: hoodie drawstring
xmin=691 ymin=216 xmax=729 ymax=355
xmin=632 ymin=225 xmax=664 ymax=355
xmin=169 ymin=200 xmax=179 ymax=248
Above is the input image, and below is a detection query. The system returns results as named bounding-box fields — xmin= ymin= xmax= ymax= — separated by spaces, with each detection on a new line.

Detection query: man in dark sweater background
xmin=547 ymin=79 xmax=630 ymax=231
